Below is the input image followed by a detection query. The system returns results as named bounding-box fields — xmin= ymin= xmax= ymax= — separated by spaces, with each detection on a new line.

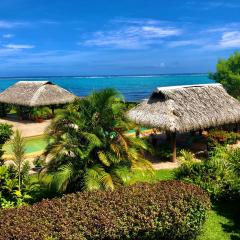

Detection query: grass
xmin=127 ymin=169 xmax=175 ymax=184
xmin=198 ymin=201 xmax=240 ymax=240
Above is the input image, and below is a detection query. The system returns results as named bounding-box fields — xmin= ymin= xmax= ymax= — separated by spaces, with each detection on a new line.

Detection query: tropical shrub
xmin=31 ymin=107 xmax=51 ymax=121
xmin=0 ymin=163 xmax=36 ymax=209
xmin=0 ymin=181 xmax=210 ymax=240
xmin=210 ymin=51 xmax=240 ymax=100
xmin=207 ymin=129 xmax=240 ymax=149
xmin=0 ymin=123 xmax=12 ymax=164
xmin=150 ymin=143 xmax=173 ymax=160
xmin=43 ymin=89 xmax=152 ymax=193
xmin=0 ymin=123 xmax=12 ymax=145
xmin=175 ymin=146 xmax=240 ymax=200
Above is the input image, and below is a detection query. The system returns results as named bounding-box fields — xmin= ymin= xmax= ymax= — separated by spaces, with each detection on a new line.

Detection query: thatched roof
xmin=0 ymin=81 xmax=76 ymax=107
xmin=128 ymin=83 xmax=240 ymax=133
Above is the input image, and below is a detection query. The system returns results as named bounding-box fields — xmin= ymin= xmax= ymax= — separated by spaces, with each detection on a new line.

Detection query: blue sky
xmin=0 ymin=0 xmax=240 ymax=76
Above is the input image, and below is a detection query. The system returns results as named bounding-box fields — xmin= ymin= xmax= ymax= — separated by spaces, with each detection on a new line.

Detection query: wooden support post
xmin=171 ymin=132 xmax=177 ymax=162
xmin=51 ymin=106 xmax=55 ymax=116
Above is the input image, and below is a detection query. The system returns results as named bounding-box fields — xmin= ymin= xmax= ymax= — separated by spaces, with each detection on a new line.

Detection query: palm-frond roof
xmin=0 ymin=81 xmax=76 ymax=107
xmin=128 ymin=83 xmax=240 ymax=133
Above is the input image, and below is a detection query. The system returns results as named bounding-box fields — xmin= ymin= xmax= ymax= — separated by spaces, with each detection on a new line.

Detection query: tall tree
xmin=210 ymin=52 xmax=240 ymax=100
xmin=11 ymin=130 xmax=26 ymax=191
xmin=44 ymin=88 xmax=152 ymax=193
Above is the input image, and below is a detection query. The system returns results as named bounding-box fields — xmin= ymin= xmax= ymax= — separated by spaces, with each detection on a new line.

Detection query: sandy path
xmin=0 ymin=118 xmax=51 ymax=137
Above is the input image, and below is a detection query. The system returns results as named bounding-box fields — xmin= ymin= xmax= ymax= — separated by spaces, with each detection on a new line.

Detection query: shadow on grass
xmin=213 ymin=200 xmax=240 ymax=240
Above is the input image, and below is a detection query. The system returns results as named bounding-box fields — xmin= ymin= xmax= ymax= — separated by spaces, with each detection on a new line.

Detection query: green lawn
xmin=127 ymin=169 xmax=175 ymax=184
xmin=198 ymin=201 xmax=240 ymax=240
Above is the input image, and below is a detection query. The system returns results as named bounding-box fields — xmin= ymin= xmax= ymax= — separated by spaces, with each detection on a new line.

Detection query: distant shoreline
xmin=0 ymin=73 xmax=208 ymax=79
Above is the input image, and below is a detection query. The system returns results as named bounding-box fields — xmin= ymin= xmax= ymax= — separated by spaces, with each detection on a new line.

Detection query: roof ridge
xmin=156 ymin=83 xmax=222 ymax=92
xmin=16 ymin=81 xmax=51 ymax=85
xmin=29 ymin=85 xmax=46 ymax=106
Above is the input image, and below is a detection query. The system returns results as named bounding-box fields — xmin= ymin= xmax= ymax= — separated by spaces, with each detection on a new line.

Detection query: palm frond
xmin=98 ymin=151 xmax=110 ymax=167
xmin=131 ymin=158 xmax=153 ymax=171
xmin=100 ymin=172 xmax=114 ymax=190
xmin=83 ymin=165 xmax=104 ymax=191
xmin=49 ymin=163 xmax=74 ymax=193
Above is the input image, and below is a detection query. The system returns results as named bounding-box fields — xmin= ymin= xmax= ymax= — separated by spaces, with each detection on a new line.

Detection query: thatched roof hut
xmin=128 ymin=83 xmax=240 ymax=132
xmin=0 ymin=81 xmax=76 ymax=107
xmin=128 ymin=83 xmax=240 ymax=161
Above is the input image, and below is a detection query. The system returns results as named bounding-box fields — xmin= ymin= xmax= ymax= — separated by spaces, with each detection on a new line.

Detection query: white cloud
xmin=186 ymin=1 xmax=240 ymax=10
xmin=82 ymin=21 xmax=181 ymax=49
xmin=5 ymin=44 xmax=35 ymax=49
xmin=167 ymin=40 xmax=204 ymax=48
xmin=2 ymin=34 xmax=14 ymax=38
xmin=219 ymin=31 xmax=240 ymax=48
xmin=0 ymin=20 xmax=27 ymax=29
xmin=141 ymin=26 xmax=181 ymax=38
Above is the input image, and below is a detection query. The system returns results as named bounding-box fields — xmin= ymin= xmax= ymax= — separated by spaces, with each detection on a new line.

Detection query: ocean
xmin=0 ymin=74 xmax=214 ymax=102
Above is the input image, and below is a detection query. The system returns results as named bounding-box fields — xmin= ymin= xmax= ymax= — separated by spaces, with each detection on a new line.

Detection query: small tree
xmin=11 ymin=130 xmax=26 ymax=191
xmin=210 ymin=52 xmax=240 ymax=100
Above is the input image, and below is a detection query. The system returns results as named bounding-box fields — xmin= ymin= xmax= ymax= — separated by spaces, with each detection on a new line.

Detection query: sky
xmin=0 ymin=0 xmax=240 ymax=76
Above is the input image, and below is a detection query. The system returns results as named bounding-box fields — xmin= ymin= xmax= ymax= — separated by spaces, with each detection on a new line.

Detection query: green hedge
xmin=0 ymin=181 xmax=210 ymax=240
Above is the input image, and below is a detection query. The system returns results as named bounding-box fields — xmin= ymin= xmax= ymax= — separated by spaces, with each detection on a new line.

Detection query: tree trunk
xmin=18 ymin=165 xmax=21 ymax=192
xmin=171 ymin=132 xmax=177 ymax=162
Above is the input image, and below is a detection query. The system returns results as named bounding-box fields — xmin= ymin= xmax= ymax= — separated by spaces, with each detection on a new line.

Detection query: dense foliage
xmin=0 ymin=123 xmax=13 ymax=145
xmin=0 ymin=163 xmax=37 ymax=208
xmin=0 ymin=123 xmax=12 ymax=164
xmin=44 ymin=88 xmax=151 ymax=193
xmin=175 ymin=146 xmax=240 ymax=200
xmin=210 ymin=52 xmax=240 ymax=100
xmin=207 ymin=129 xmax=240 ymax=149
xmin=0 ymin=181 xmax=210 ymax=240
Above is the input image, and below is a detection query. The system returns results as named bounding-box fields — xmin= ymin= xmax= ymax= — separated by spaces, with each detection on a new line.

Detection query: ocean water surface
xmin=0 ymin=74 xmax=213 ymax=102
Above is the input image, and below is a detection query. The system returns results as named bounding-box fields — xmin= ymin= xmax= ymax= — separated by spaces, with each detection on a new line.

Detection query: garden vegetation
xmin=43 ymin=88 xmax=151 ymax=193
xmin=0 ymin=181 xmax=210 ymax=240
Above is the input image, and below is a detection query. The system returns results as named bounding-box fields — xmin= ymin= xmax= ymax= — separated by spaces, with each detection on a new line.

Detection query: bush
xmin=175 ymin=147 xmax=240 ymax=200
xmin=207 ymin=129 xmax=240 ymax=149
xmin=0 ymin=123 xmax=13 ymax=164
xmin=0 ymin=164 xmax=40 ymax=209
xmin=0 ymin=123 xmax=12 ymax=145
xmin=0 ymin=181 xmax=210 ymax=240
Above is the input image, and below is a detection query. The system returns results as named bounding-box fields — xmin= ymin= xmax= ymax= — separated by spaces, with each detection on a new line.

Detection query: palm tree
xmin=11 ymin=130 xmax=26 ymax=191
xmin=44 ymin=88 xmax=152 ymax=193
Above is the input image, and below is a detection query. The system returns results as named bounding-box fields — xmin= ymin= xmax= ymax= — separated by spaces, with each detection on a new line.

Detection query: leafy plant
xmin=175 ymin=146 xmax=240 ymax=200
xmin=0 ymin=164 xmax=35 ymax=209
xmin=33 ymin=156 xmax=44 ymax=168
xmin=0 ymin=123 xmax=12 ymax=165
xmin=0 ymin=181 xmax=210 ymax=240
xmin=31 ymin=107 xmax=51 ymax=121
xmin=0 ymin=123 xmax=13 ymax=145
xmin=43 ymin=88 xmax=152 ymax=193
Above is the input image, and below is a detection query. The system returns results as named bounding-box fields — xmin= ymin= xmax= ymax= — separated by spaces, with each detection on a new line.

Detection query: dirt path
xmin=152 ymin=161 xmax=180 ymax=170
